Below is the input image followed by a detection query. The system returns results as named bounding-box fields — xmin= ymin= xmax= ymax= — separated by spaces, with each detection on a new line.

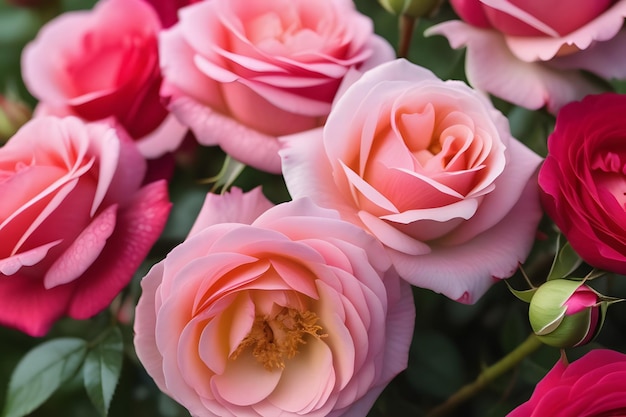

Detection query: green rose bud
xmin=0 ymin=94 xmax=31 ymax=143
xmin=378 ymin=0 xmax=441 ymax=18
xmin=528 ymin=280 xmax=605 ymax=348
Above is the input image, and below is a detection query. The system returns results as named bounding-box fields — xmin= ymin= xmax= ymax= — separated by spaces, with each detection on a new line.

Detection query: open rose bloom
xmin=281 ymin=59 xmax=543 ymax=303
xmin=0 ymin=116 xmax=171 ymax=336
xmin=539 ymin=93 xmax=626 ymax=274
xmin=508 ymin=349 xmax=626 ymax=416
xmin=427 ymin=0 xmax=626 ymax=113
xmin=21 ymin=0 xmax=186 ymax=158
xmin=159 ymin=0 xmax=395 ymax=173
xmin=134 ymin=188 xmax=415 ymax=417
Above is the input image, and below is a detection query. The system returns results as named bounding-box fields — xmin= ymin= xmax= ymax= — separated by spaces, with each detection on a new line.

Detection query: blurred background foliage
xmin=2 ymin=0 xmax=626 ymax=416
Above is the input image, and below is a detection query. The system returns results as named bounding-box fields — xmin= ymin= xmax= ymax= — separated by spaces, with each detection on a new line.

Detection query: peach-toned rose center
xmin=230 ymin=307 xmax=326 ymax=371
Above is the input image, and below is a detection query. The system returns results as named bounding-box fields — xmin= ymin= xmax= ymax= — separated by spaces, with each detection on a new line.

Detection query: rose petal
xmin=0 ymin=273 xmax=74 ymax=336
xmin=212 ymin=351 xmax=283 ymax=406
xmin=44 ymin=204 xmax=117 ymax=289
xmin=68 ymin=180 xmax=171 ymax=318
xmin=426 ymin=21 xmax=604 ymax=113
xmin=188 ymin=187 xmax=274 ymax=237
xmin=391 ymin=175 xmax=541 ymax=302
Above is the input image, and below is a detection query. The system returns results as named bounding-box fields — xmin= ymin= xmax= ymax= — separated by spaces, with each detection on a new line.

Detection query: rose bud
xmin=0 ymin=94 xmax=31 ymax=142
xmin=378 ymin=0 xmax=441 ymax=18
xmin=528 ymin=280 xmax=606 ymax=348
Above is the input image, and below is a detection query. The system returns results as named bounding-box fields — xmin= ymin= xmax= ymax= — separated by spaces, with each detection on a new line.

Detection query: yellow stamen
xmin=230 ymin=307 xmax=326 ymax=371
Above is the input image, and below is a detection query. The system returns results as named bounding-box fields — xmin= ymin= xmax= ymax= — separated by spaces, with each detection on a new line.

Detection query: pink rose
xmin=140 ymin=0 xmax=201 ymax=28
xmin=21 ymin=0 xmax=187 ymax=158
xmin=159 ymin=0 xmax=395 ymax=173
xmin=280 ymin=59 xmax=543 ymax=303
xmin=0 ymin=116 xmax=171 ymax=336
xmin=134 ymin=188 xmax=415 ymax=417
xmin=427 ymin=0 xmax=626 ymax=113
xmin=508 ymin=349 xmax=626 ymax=416
xmin=539 ymin=93 xmax=626 ymax=274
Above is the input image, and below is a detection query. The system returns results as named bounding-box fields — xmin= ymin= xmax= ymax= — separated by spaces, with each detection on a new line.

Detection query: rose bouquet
xmin=1 ymin=0 xmax=626 ymax=417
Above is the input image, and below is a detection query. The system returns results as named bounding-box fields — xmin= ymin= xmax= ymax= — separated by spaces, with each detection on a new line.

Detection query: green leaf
xmin=83 ymin=327 xmax=124 ymax=417
xmin=547 ymin=236 xmax=582 ymax=281
xmin=2 ymin=337 xmax=87 ymax=417
xmin=505 ymin=280 xmax=536 ymax=303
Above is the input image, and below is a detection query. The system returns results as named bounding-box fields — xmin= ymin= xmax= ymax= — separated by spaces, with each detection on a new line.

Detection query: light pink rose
xmin=426 ymin=0 xmax=626 ymax=113
xmin=21 ymin=0 xmax=187 ymax=158
xmin=280 ymin=59 xmax=543 ymax=303
xmin=0 ymin=116 xmax=171 ymax=336
xmin=134 ymin=188 xmax=415 ymax=417
xmin=159 ymin=0 xmax=395 ymax=173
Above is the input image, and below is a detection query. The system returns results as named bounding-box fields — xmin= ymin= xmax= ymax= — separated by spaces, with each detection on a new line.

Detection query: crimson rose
xmin=539 ymin=93 xmax=626 ymax=274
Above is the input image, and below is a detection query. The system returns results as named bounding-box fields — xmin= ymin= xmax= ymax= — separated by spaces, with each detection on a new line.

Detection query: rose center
xmin=591 ymin=151 xmax=626 ymax=208
xmin=248 ymin=12 xmax=302 ymax=45
xmin=230 ymin=307 xmax=326 ymax=371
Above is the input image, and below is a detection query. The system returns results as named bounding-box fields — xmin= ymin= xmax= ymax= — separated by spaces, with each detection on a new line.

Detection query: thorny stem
xmin=425 ymin=333 xmax=543 ymax=417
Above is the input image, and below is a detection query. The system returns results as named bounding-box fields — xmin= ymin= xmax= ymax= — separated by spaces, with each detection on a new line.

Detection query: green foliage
xmin=83 ymin=327 xmax=124 ymax=417
xmin=406 ymin=331 xmax=466 ymax=399
xmin=547 ymin=235 xmax=583 ymax=281
xmin=1 ymin=338 xmax=87 ymax=417
xmin=1 ymin=326 xmax=125 ymax=417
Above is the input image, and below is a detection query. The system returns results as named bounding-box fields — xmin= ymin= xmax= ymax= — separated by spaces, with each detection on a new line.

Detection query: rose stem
xmin=424 ymin=333 xmax=544 ymax=417
xmin=397 ymin=14 xmax=416 ymax=59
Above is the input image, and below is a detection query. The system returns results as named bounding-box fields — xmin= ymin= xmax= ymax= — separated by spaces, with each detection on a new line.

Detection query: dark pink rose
xmin=21 ymin=0 xmax=187 ymax=158
xmin=140 ymin=0 xmax=201 ymax=28
xmin=508 ymin=349 xmax=626 ymax=416
xmin=539 ymin=93 xmax=626 ymax=274
xmin=0 ymin=116 xmax=171 ymax=336
xmin=427 ymin=0 xmax=626 ymax=113
xmin=159 ymin=0 xmax=395 ymax=173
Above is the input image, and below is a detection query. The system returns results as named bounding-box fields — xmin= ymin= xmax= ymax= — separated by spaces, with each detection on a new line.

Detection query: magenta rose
xmin=134 ymin=188 xmax=415 ymax=417
xmin=427 ymin=0 xmax=626 ymax=113
xmin=280 ymin=59 xmax=543 ymax=303
xmin=539 ymin=93 xmax=626 ymax=274
xmin=508 ymin=349 xmax=626 ymax=416
xmin=159 ymin=0 xmax=395 ymax=173
xmin=21 ymin=0 xmax=186 ymax=158
xmin=0 ymin=116 xmax=171 ymax=336
xmin=140 ymin=0 xmax=201 ymax=28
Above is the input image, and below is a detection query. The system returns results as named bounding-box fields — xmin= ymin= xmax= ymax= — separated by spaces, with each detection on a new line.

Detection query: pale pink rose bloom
xmin=280 ymin=59 xmax=543 ymax=303
xmin=159 ymin=0 xmax=395 ymax=173
xmin=21 ymin=0 xmax=187 ymax=159
xmin=426 ymin=0 xmax=626 ymax=113
xmin=0 ymin=116 xmax=171 ymax=336
xmin=134 ymin=188 xmax=415 ymax=417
